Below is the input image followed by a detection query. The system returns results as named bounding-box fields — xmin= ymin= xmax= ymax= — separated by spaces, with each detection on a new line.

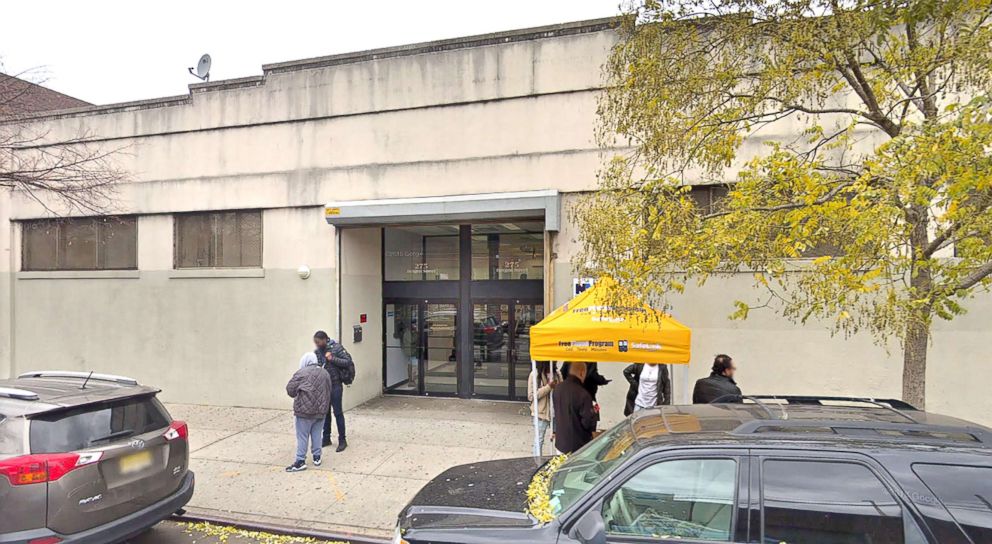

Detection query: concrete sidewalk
xmin=169 ymin=396 xmax=535 ymax=539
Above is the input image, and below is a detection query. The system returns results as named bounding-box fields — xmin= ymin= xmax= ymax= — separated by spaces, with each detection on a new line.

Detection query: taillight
xmin=0 ymin=452 xmax=102 ymax=486
xmin=164 ymin=420 xmax=188 ymax=441
xmin=28 ymin=537 xmax=63 ymax=544
xmin=483 ymin=326 xmax=496 ymax=334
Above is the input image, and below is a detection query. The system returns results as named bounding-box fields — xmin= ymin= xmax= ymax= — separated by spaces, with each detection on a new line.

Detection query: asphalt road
xmin=126 ymin=520 xmax=338 ymax=543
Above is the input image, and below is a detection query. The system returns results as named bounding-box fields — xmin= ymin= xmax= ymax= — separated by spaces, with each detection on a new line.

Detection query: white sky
xmin=2 ymin=0 xmax=619 ymax=105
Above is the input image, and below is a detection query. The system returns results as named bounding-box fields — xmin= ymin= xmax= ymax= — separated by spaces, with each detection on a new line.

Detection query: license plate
xmin=119 ymin=451 xmax=153 ymax=474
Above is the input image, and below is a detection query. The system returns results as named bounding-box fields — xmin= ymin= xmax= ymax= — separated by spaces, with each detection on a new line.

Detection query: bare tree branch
xmin=0 ymin=66 xmax=123 ymax=215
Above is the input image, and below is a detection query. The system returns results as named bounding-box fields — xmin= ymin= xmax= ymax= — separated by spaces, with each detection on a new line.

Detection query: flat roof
xmin=13 ymin=17 xmax=619 ymax=122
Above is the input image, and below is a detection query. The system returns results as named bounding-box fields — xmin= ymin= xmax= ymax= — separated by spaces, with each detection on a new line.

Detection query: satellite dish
xmin=187 ymin=54 xmax=211 ymax=81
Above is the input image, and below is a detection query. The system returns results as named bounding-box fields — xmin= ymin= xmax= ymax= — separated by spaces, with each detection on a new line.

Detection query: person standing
xmin=622 ymin=363 xmax=672 ymax=416
xmin=693 ymin=354 xmax=742 ymax=403
xmin=562 ymin=362 xmax=611 ymax=420
xmin=400 ymin=320 xmax=419 ymax=384
xmin=528 ymin=361 xmax=561 ymax=456
xmin=552 ymin=362 xmax=597 ymax=454
xmin=285 ymin=352 xmax=332 ymax=472
xmin=314 ymin=330 xmax=353 ymax=452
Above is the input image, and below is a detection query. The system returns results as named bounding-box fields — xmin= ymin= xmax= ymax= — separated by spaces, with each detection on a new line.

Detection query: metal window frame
xmin=20 ymin=216 xmax=138 ymax=272
xmin=173 ymin=209 xmax=264 ymax=269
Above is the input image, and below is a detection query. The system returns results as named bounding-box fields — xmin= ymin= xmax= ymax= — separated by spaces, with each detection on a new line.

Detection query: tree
xmin=576 ymin=0 xmax=992 ymax=407
xmin=0 ymin=68 xmax=123 ymax=214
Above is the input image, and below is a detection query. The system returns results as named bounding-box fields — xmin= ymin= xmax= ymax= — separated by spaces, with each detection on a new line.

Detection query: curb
xmin=171 ymin=511 xmax=391 ymax=544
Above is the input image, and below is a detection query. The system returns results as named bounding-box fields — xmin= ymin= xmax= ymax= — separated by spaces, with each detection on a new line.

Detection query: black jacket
xmin=561 ymin=362 xmax=611 ymax=401
xmin=552 ymin=375 xmax=597 ymax=454
xmin=316 ymin=340 xmax=353 ymax=386
xmin=692 ymin=373 xmax=742 ymax=404
xmin=622 ymin=363 xmax=672 ymax=416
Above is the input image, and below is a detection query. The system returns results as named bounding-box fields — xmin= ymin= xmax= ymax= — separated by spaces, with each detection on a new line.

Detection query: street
xmin=127 ymin=520 xmax=343 ymax=543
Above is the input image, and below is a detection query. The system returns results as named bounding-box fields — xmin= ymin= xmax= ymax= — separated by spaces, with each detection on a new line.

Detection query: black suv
xmin=394 ymin=396 xmax=991 ymax=544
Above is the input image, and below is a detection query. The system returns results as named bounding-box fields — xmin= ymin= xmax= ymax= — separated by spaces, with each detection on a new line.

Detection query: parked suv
xmin=0 ymin=371 xmax=194 ymax=543
xmin=394 ymin=396 xmax=992 ymax=544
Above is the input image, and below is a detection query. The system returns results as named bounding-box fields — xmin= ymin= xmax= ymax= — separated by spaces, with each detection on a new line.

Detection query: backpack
xmin=329 ymin=341 xmax=356 ymax=386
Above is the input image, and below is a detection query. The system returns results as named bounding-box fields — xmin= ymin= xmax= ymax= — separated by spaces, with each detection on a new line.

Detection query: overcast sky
xmin=2 ymin=0 xmax=619 ymax=105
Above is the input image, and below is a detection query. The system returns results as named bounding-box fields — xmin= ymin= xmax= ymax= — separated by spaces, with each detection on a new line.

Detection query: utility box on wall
xmin=353 ymin=324 xmax=363 ymax=343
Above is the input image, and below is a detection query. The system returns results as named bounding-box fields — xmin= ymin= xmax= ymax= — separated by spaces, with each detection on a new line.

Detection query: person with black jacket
xmin=693 ymin=354 xmax=743 ymax=404
xmin=552 ymin=362 xmax=597 ymax=454
xmin=314 ymin=330 xmax=354 ymax=452
xmin=622 ymin=363 xmax=671 ymax=416
xmin=561 ymin=362 xmax=611 ymax=420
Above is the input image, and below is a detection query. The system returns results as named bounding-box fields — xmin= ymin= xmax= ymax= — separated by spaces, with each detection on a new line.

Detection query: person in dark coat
xmin=623 ymin=363 xmax=672 ymax=416
xmin=314 ymin=330 xmax=354 ymax=452
xmin=552 ymin=362 xmax=597 ymax=454
xmin=562 ymin=362 xmax=611 ymax=401
xmin=561 ymin=362 xmax=611 ymax=420
xmin=693 ymin=354 xmax=742 ymax=404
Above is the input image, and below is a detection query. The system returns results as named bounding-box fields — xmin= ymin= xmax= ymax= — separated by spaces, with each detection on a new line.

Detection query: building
xmin=1 ymin=19 xmax=989 ymax=426
xmin=0 ymin=73 xmax=91 ymax=116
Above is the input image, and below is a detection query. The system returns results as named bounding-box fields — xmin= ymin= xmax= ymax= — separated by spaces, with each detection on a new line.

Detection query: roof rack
xmin=0 ymin=386 xmax=40 ymax=401
xmin=733 ymin=419 xmax=992 ymax=445
xmin=18 ymin=371 xmax=138 ymax=386
xmin=747 ymin=395 xmax=918 ymax=411
xmin=746 ymin=395 xmax=919 ymax=423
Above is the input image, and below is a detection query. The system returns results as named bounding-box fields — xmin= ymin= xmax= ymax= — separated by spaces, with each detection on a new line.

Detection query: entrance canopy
xmin=529 ymin=279 xmax=691 ymax=364
xmin=324 ymin=189 xmax=561 ymax=231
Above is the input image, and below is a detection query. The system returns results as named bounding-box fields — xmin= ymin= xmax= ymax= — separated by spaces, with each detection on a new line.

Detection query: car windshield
xmin=548 ymin=420 xmax=638 ymax=515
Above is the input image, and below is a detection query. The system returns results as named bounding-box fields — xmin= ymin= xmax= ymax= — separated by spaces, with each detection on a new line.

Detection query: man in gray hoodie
xmin=285 ymin=352 xmax=332 ymax=472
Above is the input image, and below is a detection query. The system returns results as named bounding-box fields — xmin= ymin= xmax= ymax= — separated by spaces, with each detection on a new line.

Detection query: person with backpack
xmin=313 ymin=330 xmax=355 ymax=452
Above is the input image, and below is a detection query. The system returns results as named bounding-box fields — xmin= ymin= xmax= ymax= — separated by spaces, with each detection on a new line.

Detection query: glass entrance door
xmin=472 ymin=300 xmax=544 ymax=400
xmin=384 ymin=300 xmax=458 ymax=396
xmin=424 ymin=303 xmax=458 ymax=395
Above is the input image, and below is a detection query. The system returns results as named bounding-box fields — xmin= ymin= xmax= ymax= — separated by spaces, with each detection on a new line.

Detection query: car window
xmin=550 ymin=422 xmax=638 ymax=515
xmin=30 ymin=395 xmax=171 ymax=453
xmin=602 ymin=458 xmax=736 ymax=541
xmin=762 ymin=459 xmax=903 ymax=544
xmin=913 ymin=463 xmax=992 ymax=542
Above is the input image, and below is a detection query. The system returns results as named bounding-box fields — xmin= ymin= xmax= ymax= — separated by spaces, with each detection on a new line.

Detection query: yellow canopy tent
xmin=527 ymin=279 xmax=691 ymax=456
xmin=530 ymin=279 xmax=691 ymax=364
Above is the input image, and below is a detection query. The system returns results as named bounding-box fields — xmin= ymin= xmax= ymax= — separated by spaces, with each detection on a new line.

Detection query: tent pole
xmin=532 ymin=358 xmax=540 ymax=457
xmin=682 ymin=364 xmax=690 ymax=404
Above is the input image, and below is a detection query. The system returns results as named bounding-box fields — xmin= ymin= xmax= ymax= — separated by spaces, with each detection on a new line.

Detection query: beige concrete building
xmin=2 ymin=19 xmax=989 ymax=427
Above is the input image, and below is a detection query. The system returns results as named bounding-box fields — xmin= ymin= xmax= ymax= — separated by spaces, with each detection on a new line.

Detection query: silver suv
xmin=0 ymin=371 xmax=194 ymax=543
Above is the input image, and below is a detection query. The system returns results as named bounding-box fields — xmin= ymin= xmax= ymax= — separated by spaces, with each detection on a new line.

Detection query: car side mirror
xmin=570 ymin=501 xmax=606 ymax=544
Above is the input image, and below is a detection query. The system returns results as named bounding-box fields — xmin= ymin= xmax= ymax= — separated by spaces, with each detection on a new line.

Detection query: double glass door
xmin=472 ymin=300 xmax=544 ymax=400
xmin=385 ymin=301 xmax=458 ymax=396
xmin=385 ymin=299 xmax=543 ymax=399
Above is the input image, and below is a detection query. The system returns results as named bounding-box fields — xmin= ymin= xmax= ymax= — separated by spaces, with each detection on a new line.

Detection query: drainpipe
xmin=336 ymin=226 xmax=343 ymax=343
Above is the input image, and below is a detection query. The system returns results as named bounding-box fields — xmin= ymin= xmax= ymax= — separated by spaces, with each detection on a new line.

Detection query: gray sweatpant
xmin=294 ymin=416 xmax=324 ymax=462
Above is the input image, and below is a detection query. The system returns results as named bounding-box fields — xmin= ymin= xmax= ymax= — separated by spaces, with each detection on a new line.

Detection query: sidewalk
xmin=169 ymin=396 xmax=535 ymax=539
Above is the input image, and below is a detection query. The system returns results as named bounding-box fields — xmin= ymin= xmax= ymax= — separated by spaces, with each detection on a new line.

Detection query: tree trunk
xmin=902 ymin=317 xmax=928 ymax=409
xmin=903 ymin=204 xmax=932 ymax=410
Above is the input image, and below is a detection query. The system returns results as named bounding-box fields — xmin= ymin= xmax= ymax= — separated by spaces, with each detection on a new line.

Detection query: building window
xmin=689 ymin=185 xmax=730 ymax=216
xmin=471 ymin=222 xmax=544 ymax=280
xmin=22 ymin=217 xmax=137 ymax=271
xmin=383 ymin=225 xmax=460 ymax=281
xmin=174 ymin=210 xmax=262 ymax=268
